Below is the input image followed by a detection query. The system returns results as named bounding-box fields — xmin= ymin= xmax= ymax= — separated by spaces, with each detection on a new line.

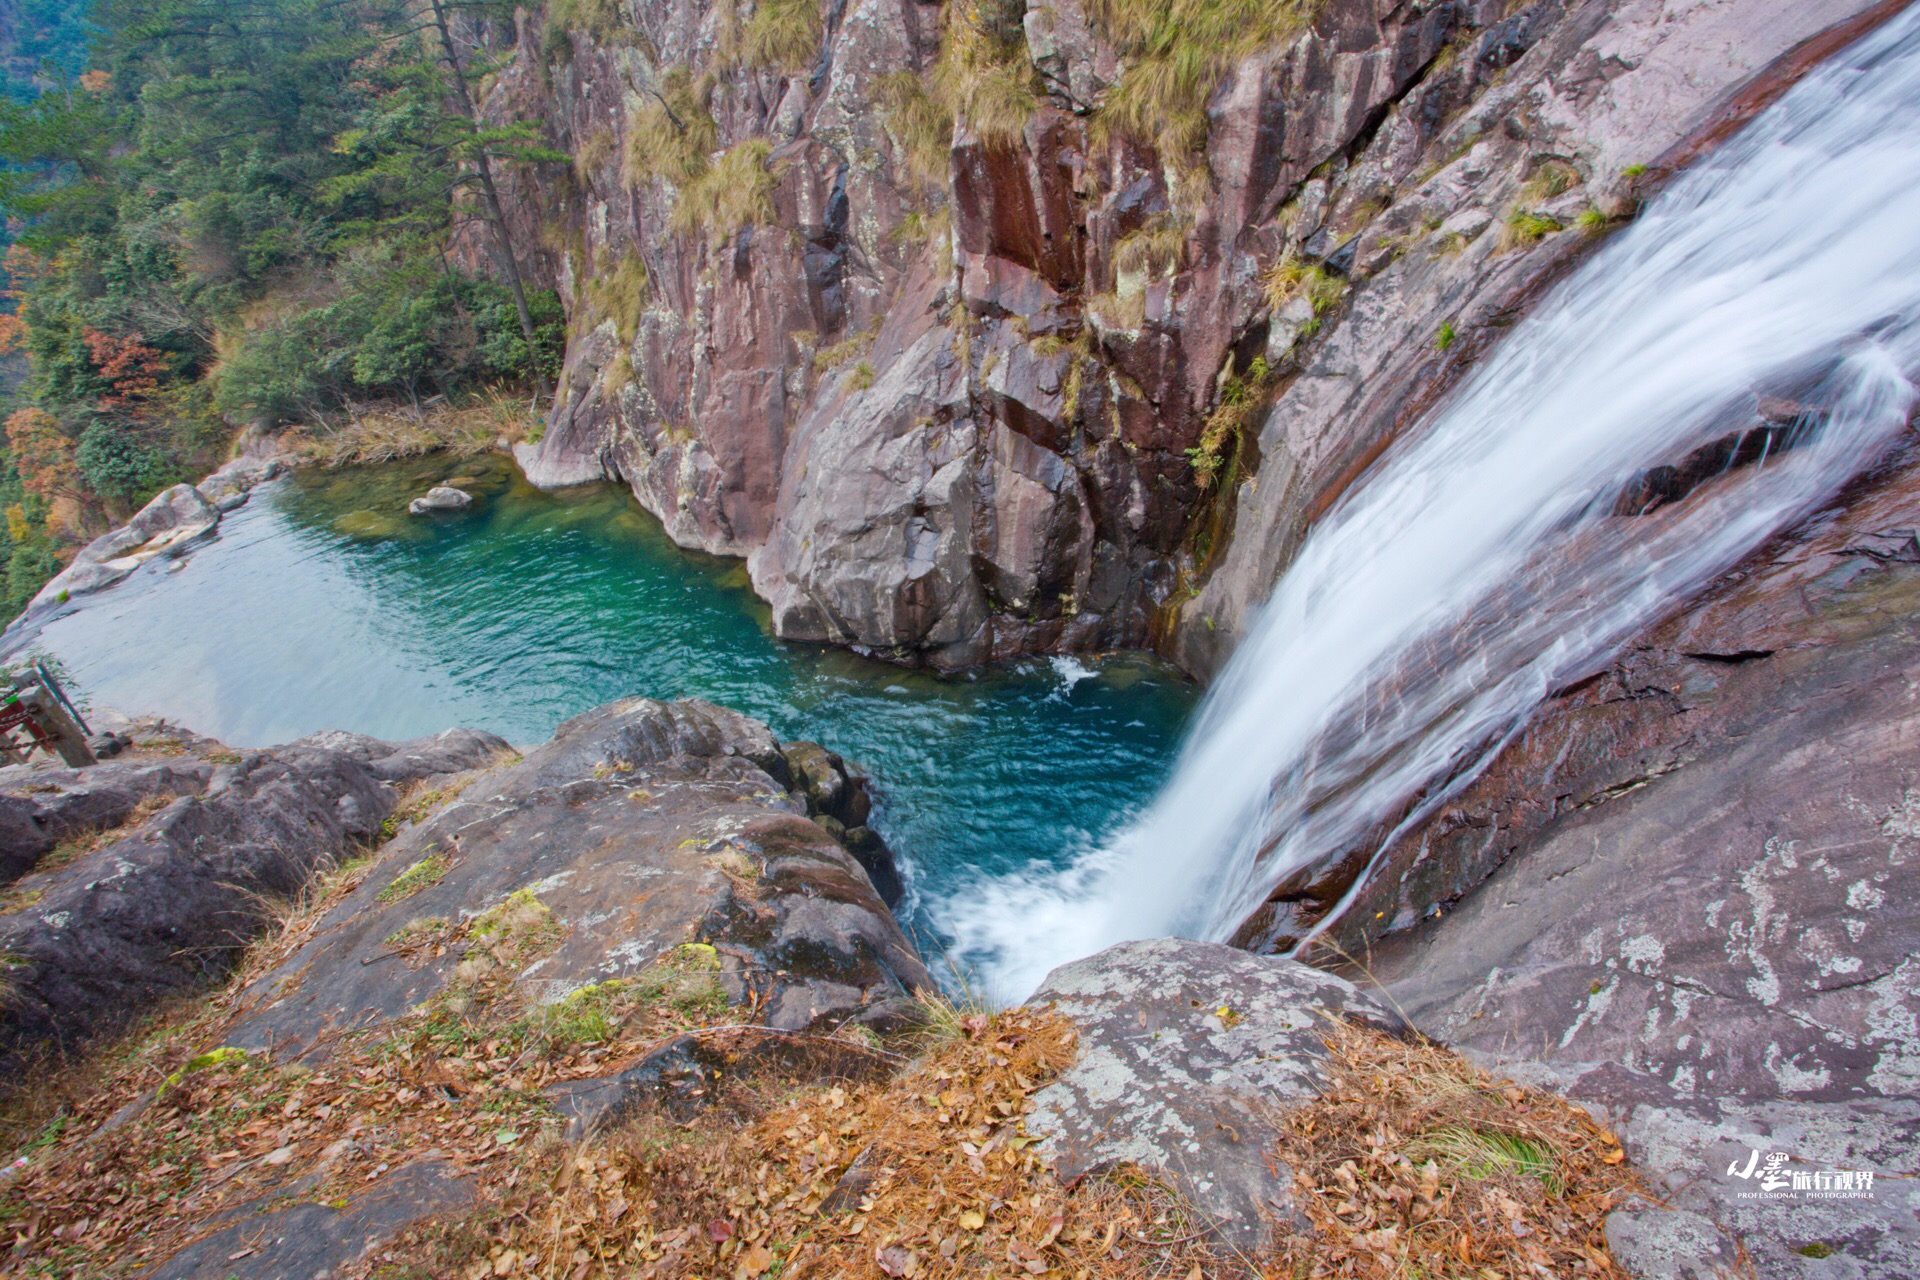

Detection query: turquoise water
xmin=18 ymin=455 xmax=1197 ymax=950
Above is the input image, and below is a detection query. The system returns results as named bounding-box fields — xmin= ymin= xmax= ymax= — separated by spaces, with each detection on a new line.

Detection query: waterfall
xmin=945 ymin=5 xmax=1920 ymax=1002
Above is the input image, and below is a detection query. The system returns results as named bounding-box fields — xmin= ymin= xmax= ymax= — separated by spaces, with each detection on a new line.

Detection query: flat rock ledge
xmin=1025 ymin=937 xmax=1408 ymax=1252
xmin=20 ymin=448 xmax=290 ymax=619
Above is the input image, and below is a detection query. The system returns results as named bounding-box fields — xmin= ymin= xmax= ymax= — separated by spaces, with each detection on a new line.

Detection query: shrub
xmin=214 ymin=253 xmax=562 ymax=423
xmin=74 ymin=422 xmax=179 ymax=505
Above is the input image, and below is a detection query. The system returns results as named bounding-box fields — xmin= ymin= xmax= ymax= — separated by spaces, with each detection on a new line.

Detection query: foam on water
xmin=944 ymin=6 xmax=1920 ymax=1001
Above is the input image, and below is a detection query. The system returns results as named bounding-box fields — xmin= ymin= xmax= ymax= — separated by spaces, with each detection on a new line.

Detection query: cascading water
xmin=945 ymin=5 xmax=1920 ymax=1002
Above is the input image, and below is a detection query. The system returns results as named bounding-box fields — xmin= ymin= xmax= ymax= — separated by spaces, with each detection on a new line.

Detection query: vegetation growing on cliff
xmin=717 ymin=0 xmax=826 ymax=74
xmin=624 ymin=66 xmax=719 ymax=186
xmin=672 ymin=139 xmax=779 ymax=243
xmin=0 ymin=0 xmax=566 ymax=610
xmin=1087 ymin=0 xmax=1316 ymax=169
xmin=930 ymin=0 xmax=1039 ymax=148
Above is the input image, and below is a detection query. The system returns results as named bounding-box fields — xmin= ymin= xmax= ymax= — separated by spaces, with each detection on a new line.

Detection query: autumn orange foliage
xmin=81 ymin=329 xmax=171 ymax=409
xmin=4 ymin=407 xmax=81 ymax=501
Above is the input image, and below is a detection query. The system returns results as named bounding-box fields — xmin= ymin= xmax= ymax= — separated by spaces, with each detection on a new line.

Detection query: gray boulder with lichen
xmin=1025 ymin=937 xmax=1407 ymax=1250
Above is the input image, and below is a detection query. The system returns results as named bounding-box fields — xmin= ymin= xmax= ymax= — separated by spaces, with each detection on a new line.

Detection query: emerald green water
xmin=24 ymin=455 xmax=1197 ymax=947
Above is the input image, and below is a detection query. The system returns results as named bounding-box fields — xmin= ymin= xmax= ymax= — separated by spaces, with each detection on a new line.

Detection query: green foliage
xmin=1408 ymin=1126 xmax=1565 ymax=1195
xmin=0 ymin=0 xmax=95 ymax=103
xmin=1263 ymin=255 xmax=1346 ymax=322
xmin=1500 ymin=210 xmax=1562 ymax=250
xmin=1576 ymin=207 xmax=1608 ymax=233
xmin=377 ymin=853 xmax=452 ymax=903
xmin=1435 ymin=321 xmax=1456 ymax=351
xmin=1086 ymin=0 xmax=1315 ymax=168
xmin=74 ymin=420 xmax=179 ymax=502
xmin=672 ymin=139 xmax=777 ymax=244
xmin=1186 ymin=352 xmax=1271 ymax=491
xmin=215 ymin=248 xmax=563 ymax=421
xmin=0 ymin=0 xmax=566 ymax=568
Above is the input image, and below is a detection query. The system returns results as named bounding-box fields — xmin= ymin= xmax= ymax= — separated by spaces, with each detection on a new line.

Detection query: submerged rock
xmin=406 ymin=484 xmax=472 ymax=514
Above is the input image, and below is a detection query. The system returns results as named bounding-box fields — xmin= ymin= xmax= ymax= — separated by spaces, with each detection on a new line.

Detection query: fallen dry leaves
xmin=1269 ymin=1019 xmax=1642 ymax=1280
xmin=379 ymin=1008 xmax=1222 ymax=1280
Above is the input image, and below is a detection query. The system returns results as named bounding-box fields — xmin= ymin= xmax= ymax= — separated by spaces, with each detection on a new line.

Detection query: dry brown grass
xmin=1269 ymin=1019 xmax=1642 ymax=1279
xmin=1087 ymin=0 xmax=1318 ymax=169
xmin=930 ymin=1 xmax=1039 ymax=149
xmin=285 ymin=390 xmax=532 ymax=467
xmin=624 ymin=67 xmax=720 ymax=187
xmin=0 ymin=858 xmax=740 ymax=1277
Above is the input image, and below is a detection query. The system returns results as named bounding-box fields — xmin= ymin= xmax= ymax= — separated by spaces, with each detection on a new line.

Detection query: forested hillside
xmin=0 ymin=0 xmax=564 ymax=612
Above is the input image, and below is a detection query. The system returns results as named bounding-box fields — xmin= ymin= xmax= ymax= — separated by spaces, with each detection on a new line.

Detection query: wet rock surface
xmin=0 ymin=723 xmax=509 ymax=1064
xmin=1026 ymin=937 xmax=1407 ymax=1251
xmin=224 ymin=697 xmax=929 ymax=1061
xmin=1182 ymin=0 xmax=1900 ymax=675
xmin=407 ymin=484 xmax=473 ymax=514
xmin=1330 ymin=445 xmax=1920 ymax=1276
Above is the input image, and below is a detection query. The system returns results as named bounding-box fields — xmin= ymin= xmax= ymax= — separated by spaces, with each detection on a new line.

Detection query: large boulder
xmin=0 ymin=726 xmax=510 ymax=1063
xmin=28 ymin=484 xmax=220 ymax=609
xmin=0 ymin=756 xmax=214 ymax=885
xmin=406 ymin=485 xmax=472 ymax=514
xmin=224 ymin=697 xmax=931 ymax=1061
xmin=1026 ymin=937 xmax=1407 ymax=1250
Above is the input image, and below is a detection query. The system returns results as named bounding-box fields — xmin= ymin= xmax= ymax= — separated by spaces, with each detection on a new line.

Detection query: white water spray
xmin=947 ymin=6 xmax=1920 ymax=1002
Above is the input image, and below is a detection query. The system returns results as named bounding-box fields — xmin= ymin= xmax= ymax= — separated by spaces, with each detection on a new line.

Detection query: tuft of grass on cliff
xmin=1088 ymin=0 xmax=1319 ymax=169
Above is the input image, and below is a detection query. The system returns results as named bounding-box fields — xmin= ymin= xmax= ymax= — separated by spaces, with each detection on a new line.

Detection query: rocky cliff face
xmin=479 ymin=0 xmax=1897 ymax=671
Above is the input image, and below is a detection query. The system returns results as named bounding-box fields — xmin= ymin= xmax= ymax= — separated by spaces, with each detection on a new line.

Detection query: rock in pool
xmin=407 ymin=485 xmax=472 ymax=515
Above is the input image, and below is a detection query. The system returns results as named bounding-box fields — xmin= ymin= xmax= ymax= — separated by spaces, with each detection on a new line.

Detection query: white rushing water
xmin=946 ymin=6 xmax=1920 ymax=1002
